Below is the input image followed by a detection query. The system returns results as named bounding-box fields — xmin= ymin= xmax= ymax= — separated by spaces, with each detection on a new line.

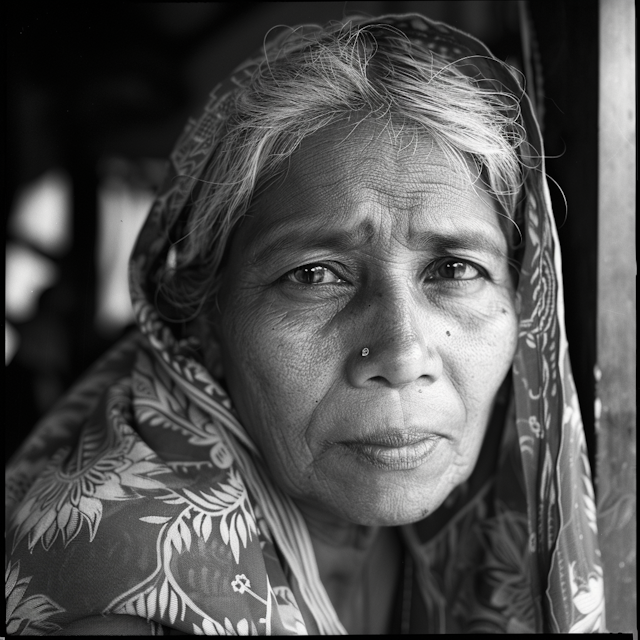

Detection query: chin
xmin=304 ymin=441 xmax=472 ymax=527
xmin=326 ymin=484 xmax=454 ymax=527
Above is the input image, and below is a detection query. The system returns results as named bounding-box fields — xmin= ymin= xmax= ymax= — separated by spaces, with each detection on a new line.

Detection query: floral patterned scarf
xmin=5 ymin=14 xmax=605 ymax=635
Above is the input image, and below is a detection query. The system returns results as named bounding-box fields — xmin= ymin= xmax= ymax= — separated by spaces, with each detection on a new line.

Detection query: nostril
xmin=368 ymin=374 xmax=432 ymax=389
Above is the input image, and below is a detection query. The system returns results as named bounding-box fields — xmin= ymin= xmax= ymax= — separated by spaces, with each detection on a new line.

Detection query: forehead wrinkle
xmin=240 ymin=121 xmax=508 ymax=265
xmin=245 ymin=199 xmax=507 ymax=267
xmin=245 ymin=199 xmax=386 ymax=266
xmin=244 ymin=175 xmax=505 ymax=266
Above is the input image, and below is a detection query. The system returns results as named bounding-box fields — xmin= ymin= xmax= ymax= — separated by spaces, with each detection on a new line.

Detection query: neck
xmin=293 ymin=498 xmax=402 ymax=634
xmin=294 ymin=499 xmax=380 ymax=551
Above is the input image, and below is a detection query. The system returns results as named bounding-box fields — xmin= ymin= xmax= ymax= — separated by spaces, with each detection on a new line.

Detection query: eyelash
xmin=282 ymin=263 xmax=346 ymax=286
xmin=423 ymin=258 xmax=486 ymax=282
xmin=281 ymin=258 xmax=487 ymax=286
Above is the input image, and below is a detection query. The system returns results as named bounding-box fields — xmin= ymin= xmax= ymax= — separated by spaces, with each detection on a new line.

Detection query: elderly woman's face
xmin=212 ymin=120 xmax=518 ymax=526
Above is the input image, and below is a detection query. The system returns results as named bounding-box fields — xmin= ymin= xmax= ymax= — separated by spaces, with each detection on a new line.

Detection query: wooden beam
xmin=596 ymin=0 xmax=636 ymax=632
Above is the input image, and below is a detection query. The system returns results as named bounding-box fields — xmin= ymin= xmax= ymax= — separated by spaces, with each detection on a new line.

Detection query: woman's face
xmin=212 ymin=120 xmax=518 ymax=526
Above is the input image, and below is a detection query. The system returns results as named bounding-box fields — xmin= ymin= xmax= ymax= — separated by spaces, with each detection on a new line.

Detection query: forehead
xmin=239 ymin=119 xmax=507 ymax=256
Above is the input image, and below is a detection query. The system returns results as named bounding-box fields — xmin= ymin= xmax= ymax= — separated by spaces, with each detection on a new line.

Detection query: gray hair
xmin=159 ymin=20 xmax=530 ymax=322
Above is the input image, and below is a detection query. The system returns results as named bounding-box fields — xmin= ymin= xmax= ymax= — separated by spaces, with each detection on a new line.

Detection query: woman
xmin=5 ymin=14 xmax=605 ymax=634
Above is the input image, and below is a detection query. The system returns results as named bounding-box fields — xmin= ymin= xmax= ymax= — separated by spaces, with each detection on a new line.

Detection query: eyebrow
xmin=247 ymin=221 xmax=509 ymax=266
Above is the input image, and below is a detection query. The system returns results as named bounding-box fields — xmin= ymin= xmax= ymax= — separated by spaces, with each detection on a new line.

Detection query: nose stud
xmin=361 ymin=347 xmax=370 ymax=357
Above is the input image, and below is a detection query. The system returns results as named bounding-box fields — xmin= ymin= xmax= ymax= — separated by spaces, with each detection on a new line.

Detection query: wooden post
xmin=596 ymin=0 xmax=636 ymax=632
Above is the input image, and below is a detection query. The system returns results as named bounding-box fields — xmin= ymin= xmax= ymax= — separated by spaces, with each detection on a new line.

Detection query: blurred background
xmin=4 ymin=1 xmax=635 ymax=631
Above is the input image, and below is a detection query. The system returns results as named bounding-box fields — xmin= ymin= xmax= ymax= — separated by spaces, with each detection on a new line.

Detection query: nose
xmin=346 ymin=289 xmax=443 ymax=389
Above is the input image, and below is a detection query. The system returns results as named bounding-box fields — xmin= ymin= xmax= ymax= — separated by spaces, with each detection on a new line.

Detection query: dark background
xmin=5 ymin=1 xmax=599 ymax=476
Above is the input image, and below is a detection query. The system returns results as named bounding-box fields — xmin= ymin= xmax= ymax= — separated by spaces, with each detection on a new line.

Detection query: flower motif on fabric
xmin=5 ymin=559 xmax=65 ymax=635
xmin=231 ymin=574 xmax=251 ymax=594
xmin=227 ymin=574 xmax=275 ymax=634
xmin=528 ymin=415 xmax=542 ymax=437
xmin=9 ymin=417 xmax=168 ymax=553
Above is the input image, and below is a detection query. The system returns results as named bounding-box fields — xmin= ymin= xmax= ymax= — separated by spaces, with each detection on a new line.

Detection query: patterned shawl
xmin=5 ymin=14 xmax=605 ymax=635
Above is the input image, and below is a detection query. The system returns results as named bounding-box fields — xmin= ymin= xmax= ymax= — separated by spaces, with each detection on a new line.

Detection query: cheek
xmin=216 ymin=295 xmax=339 ymax=445
xmin=444 ymin=295 xmax=517 ymax=412
xmin=439 ymin=299 xmax=517 ymax=480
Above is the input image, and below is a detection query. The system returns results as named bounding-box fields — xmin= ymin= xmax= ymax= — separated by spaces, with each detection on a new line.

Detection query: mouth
xmin=337 ymin=432 xmax=445 ymax=471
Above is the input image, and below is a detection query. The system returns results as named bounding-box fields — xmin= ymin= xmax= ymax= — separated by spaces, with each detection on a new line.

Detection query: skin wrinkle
xmin=244 ymin=135 xmax=510 ymax=272
xmin=208 ymin=119 xmax=518 ymax=533
xmin=249 ymin=211 xmax=509 ymax=271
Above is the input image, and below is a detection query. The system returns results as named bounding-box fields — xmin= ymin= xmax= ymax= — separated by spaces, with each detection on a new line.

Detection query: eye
xmin=284 ymin=264 xmax=345 ymax=285
xmin=425 ymin=258 xmax=484 ymax=281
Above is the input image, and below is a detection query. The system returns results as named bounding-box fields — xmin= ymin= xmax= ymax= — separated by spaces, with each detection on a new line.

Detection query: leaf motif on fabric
xmin=182 ymin=470 xmax=258 ymax=563
xmin=236 ymin=511 xmax=248 ymax=548
xmin=110 ymin=537 xmax=231 ymax=633
xmin=140 ymin=515 xmax=172 ymax=524
xmin=197 ymin=616 xmax=226 ymax=634
xmin=159 ymin=493 xmax=187 ymax=506
xmin=539 ymin=446 xmax=553 ymax=499
xmin=236 ymin=618 xmax=249 ymax=635
xmin=518 ymin=434 xmax=535 ymax=458
xmin=178 ymin=518 xmax=192 ymax=552
xmin=134 ymin=355 xmax=237 ymax=471
xmin=202 ymin=514 xmax=213 ymax=542
xmin=5 ymin=336 xmax=142 ymax=521
xmin=5 ymin=560 xmax=65 ymax=635
xmin=169 ymin=588 xmax=180 ymax=624
xmin=159 ymin=579 xmax=169 ymax=619
xmin=228 ymin=513 xmax=241 ymax=563
xmin=146 ymin=589 xmax=157 ymax=619
xmin=136 ymin=407 xmax=178 ymax=431
xmin=170 ymin=522 xmax=183 ymax=554
xmin=117 ymin=460 xmax=168 ymax=492
xmin=193 ymin=366 xmax=226 ymax=401
xmin=154 ymin=371 xmax=188 ymax=416
xmin=581 ymin=475 xmax=598 ymax=536
xmin=9 ymin=399 xmax=172 ymax=554
xmin=567 ymin=562 xmax=605 ymax=632
xmin=220 ymin=514 xmax=230 ymax=545
xmin=273 ymin=585 xmax=308 ymax=634
xmin=193 ymin=511 xmax=204 ymax=536
xmin=479 ymin=508 xmax=536 ymax=632
xmin=186 ymin=403 xmax=210 ymax=432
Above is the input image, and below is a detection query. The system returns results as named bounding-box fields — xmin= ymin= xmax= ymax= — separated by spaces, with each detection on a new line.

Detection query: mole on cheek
xmin=446 ymin=330 xmax=451 ymax=337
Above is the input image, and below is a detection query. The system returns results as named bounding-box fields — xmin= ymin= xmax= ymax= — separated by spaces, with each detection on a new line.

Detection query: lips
xmin=338 ymin=432 xmax=444 ymax=470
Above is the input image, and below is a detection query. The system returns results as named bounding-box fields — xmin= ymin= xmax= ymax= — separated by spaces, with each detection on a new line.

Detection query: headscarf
xmin=5 ymin=14 xmax=605 ymax=635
